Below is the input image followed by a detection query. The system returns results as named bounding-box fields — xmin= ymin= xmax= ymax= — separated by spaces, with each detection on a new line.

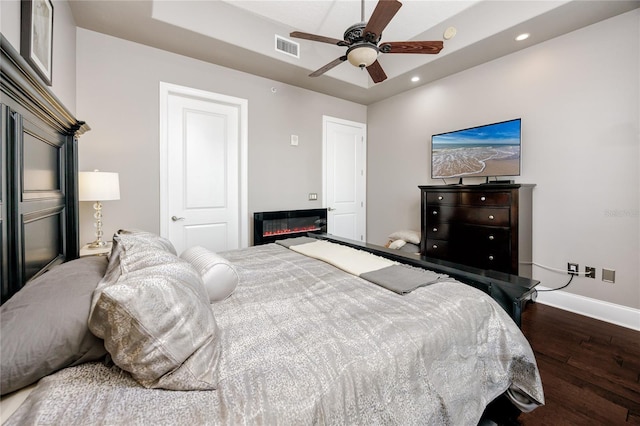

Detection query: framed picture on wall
xmin=20 ymin=0 xmax=54 ymax=86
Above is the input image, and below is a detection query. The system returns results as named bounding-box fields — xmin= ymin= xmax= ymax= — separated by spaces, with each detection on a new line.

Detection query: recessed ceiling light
xmin=411 ymin=76 xmax=420 ymax=83
xmin=515 ymin=33 xmax=530 ymax=41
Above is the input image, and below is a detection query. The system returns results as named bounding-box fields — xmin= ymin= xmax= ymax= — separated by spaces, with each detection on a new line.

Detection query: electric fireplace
xmin=253 ymin=208 xmax=327 ymax=245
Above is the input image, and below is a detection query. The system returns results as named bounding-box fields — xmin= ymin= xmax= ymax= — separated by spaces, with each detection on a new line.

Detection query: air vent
xmin=275 ymin=35 xmax=299 ymax=59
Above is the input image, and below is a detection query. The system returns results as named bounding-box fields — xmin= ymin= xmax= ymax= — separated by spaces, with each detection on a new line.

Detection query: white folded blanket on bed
xmin=288 ymin=240 xmax=397 ymax=275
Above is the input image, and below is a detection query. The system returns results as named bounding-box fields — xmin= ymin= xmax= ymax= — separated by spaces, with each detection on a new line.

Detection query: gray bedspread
xmin=6 ymin=243 xmax=543 ymax=425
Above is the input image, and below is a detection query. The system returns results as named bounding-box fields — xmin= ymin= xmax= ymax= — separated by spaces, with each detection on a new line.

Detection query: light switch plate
xmin=290 ymin=135 xmax=299 ymax=146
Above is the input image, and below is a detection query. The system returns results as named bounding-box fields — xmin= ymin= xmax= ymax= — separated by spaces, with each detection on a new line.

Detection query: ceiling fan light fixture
xmin=347 ymin=44 xmax=379 ymax=68
xmin=290 ymin=0 xmax=442 ymax=83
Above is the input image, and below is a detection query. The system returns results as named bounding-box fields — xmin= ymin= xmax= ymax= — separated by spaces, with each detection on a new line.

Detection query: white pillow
xmin=388 ymin=230 xmax=421 ymax=245
xmin=388 ymin=239 xmax=407 ymax=249
xmin=181 ymin=246 xmax=239 ymax=302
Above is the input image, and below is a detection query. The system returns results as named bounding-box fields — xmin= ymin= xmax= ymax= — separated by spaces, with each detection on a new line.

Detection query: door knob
xmin=327 ymin=207 xmax=336 ymax=211
xmin=171 ymin=216 xmax=185 ymax=221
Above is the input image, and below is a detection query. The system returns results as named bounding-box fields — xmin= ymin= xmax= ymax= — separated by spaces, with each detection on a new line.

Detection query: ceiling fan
xmin=290 ymin=0 xmax=444 ymax=83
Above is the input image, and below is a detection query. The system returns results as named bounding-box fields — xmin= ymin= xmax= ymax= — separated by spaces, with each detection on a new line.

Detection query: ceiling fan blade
xmin=363 ymin=0 xmax=402 ymax=43
xmin=379 ymin=41 xmax=444 ymax=54
xmin=366 ymin=60 xmax=387 ymax=83
xmin=290 ymin=31 xmax=349 ymax=46
xmin=309 ymin=56 xmax=348 ymax=77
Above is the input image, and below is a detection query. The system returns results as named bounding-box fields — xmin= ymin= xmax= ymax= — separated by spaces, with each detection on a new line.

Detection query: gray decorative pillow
xmin=0 ymin=256 xmax=108 ymax=395
xmin=89 ymin=232 xmax=221 ymax=391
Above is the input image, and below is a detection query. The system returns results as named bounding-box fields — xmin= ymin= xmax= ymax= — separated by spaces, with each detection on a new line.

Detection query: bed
xmin=1 ymin=230 xmax=543 ymax=425
xmin=1 ymin=33 xmax=543 ymax=424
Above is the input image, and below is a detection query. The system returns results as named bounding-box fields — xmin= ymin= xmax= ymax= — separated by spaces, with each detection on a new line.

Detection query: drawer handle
xmin=488 ymin=215 xmax=495 ymax=220
xmin=488 ymin=255 xmax=494 ymax=261
xmin=432 ymin=227 xmax=438 ymax=232
xmin=432 ymin=211 xmax=438 ymax=215
xmin=488 ymin=235 xmax=494 ymax=241
xmin=438 ymin=196 xmax=444 ymax=200
xmin=432 ymin=244 xmax=438 ymax=249
xmin=480 ymin=196 xmax=486 ymax=201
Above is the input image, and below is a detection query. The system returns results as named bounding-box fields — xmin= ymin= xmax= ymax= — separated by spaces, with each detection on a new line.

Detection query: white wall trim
xmin=159 ymin=81 xmax=249 ymax=248
xmin=535 ymin=286 xmax=640 ymax=331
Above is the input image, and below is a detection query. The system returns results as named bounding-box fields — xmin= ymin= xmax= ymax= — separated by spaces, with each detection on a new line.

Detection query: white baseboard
xmin=534 ymin=286 xmax=640 ymax=331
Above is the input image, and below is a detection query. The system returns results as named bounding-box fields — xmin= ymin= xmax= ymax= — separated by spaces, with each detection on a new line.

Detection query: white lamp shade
xmin=79 ymin=171 xmax=120 ymax=201
xmin=347 ymin=45 xmax=378 ymax=68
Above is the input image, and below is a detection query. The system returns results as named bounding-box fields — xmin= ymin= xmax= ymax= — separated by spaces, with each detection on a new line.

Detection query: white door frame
xmin=322 ymin=115 xmax=367 ymax=241
xmin=159 ymin=82 xmax=249 ymax=248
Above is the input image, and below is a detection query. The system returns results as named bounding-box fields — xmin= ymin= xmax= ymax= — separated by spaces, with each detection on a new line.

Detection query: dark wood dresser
xmin=419 ymin=184 xmax=534 ymax=277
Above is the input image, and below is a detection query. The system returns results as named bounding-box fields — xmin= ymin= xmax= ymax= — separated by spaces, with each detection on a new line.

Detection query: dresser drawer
xmin=428 ymin=205 xmax=510 ymax=226
xmin=460 ymin=250 xmax=511 ymax=272
xmin=426 ymin=223 xmax=451 ymax=239
xmin=426 ymin=205 xmax=457 ymax=222
xmin=425 ymin=192 xmax=459 ymax=205
xmin=457 ymin=206 xmax=510 ymax=226
xmin=424 ymin=239 xmax=451 ymax=259
xmin=460 ymin=191 xmax=511 ymax=206
xmin=457 ymin=225 xmax=510 ymax=246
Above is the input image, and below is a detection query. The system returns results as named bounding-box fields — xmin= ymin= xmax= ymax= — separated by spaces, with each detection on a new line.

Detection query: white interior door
xmin=160 ymin=83 xmax=248 ymax=254
xmin=323 ymin=116 xmax=366 ymax=241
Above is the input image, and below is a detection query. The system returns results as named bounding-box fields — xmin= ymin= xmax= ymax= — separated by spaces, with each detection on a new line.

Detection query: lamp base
xmin=87 ymin=240 xmax=109 ymax=249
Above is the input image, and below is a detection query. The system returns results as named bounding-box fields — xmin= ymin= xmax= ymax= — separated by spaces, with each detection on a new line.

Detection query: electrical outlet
xmin=585 ymin=266 xmax=596 ymax=279
xmin=567 ymin=262 xmax=579 ymax=275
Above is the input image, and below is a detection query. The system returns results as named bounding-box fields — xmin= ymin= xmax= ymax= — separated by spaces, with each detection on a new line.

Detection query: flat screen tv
xmin=431 ymin=118 xmax=521 ymax=181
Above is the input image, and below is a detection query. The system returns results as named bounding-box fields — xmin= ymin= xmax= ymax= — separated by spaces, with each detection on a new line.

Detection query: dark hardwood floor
xmin=517 ymin=302 xmax=640 ymax=425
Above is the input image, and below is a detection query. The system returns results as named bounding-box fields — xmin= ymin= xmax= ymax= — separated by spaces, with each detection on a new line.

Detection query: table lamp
xmin=79 ymin=170 xmax=120 ymax=248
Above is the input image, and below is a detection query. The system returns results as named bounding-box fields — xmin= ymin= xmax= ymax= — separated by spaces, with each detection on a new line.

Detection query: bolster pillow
xmin=180 ymin=246 xmax=239 ymax=302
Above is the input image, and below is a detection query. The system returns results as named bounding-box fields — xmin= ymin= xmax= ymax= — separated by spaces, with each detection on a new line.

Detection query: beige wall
xmin=76 ymin=29 xmax=366 ymax=248
xmin=0 ymin=0 xmax=77 ymax=112
xmin=367 ymin=10 xmax=639 ymax=310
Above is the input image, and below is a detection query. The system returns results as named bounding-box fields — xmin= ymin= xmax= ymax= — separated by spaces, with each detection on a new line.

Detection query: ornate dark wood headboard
xmin=1 ymin=35 xmax=90 ymax=303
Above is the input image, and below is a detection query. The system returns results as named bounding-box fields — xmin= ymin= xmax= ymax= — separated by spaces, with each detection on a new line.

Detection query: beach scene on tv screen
xmin=431 ymin=120 xmax=521 ymax=179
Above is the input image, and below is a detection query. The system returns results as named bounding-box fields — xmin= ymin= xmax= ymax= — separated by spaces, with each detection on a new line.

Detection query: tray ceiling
xmin=69 ymin=0 xmax=639 ymax=104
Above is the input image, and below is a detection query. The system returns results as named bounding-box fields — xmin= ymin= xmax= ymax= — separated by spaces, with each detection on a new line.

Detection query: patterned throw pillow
xmin=89 ymin=231 xmax=221 ymax=391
